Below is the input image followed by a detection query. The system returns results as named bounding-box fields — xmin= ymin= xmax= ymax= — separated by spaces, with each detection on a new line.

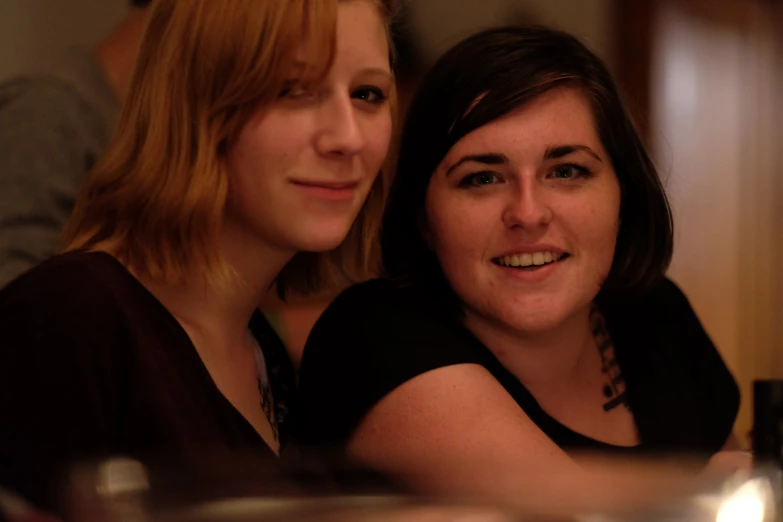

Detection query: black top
xmin=297 ymin=277 xmax=740 ymax=458
xmin=0 ymin=251 xmax=296 ymax=511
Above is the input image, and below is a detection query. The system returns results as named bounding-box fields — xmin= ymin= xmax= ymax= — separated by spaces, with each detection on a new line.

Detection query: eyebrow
xmin=445 ymin=153 xmax=508 ymax=176
xmin=544 ymin=144 xmax=602 ymax=162
xmin=445 ymin=145 xmax=602 ymax=176
xmin=360 ymin=67 xmax=394 ymax=80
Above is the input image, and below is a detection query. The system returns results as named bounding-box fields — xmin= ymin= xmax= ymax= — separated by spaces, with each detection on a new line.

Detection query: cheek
xmin=572 ymin=193 xmax=621 ymax=269
xmin=596 ymin=186 xmax=622 ymax=248
xmin=237 ymin=112 xmax=310 ymax=168
xmin=583 ymin=205 xmax=619 ymax=241
xmin=361 ymin=114 xmax=393 ymax=170
xmin=228 ymin=121 xmax=298 ymax=210
xmin=426 ymin=188 xmax=492 ymax=270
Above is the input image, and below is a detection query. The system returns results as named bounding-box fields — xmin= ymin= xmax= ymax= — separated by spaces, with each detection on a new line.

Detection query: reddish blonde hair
xmin=63 ymin=0 xmax=399 ymax=296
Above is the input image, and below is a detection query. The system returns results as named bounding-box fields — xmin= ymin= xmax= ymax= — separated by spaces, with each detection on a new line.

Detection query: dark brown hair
xmin=381 ymin=25 xmax=673 ymax=306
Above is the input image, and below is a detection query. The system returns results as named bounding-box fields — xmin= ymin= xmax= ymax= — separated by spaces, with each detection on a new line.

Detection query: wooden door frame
xmin=612 ymin=0 xmax=655 ymax=143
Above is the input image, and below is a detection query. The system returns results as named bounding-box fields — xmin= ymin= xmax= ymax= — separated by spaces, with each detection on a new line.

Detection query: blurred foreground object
xmin=44 ymin=452 xmax=783 ymax=522
xmin=754 ymin=380 xmax=783 ymax=467
xmin=747 ymin=379 xmax=783 ymax=521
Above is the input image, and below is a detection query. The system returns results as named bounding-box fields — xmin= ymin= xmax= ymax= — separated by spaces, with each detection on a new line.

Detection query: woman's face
xmin=227 ymin=0 xmax=392 ymax=254
xmin=426 ymin=87 xmax=621 ymax=335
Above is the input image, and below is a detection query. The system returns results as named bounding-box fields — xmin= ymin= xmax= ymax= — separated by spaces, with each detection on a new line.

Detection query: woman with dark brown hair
xmin=297 ymin=25 xmax=743 ymax=513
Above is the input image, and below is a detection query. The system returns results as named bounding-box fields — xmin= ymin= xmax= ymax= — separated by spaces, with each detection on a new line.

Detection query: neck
xmin=465 ymin=306 xmax=595 ymax=391
xmin=132 ymin=225 xmax=295 ymax=352
xmin=93 ymin=7 xmax=149 ymax=103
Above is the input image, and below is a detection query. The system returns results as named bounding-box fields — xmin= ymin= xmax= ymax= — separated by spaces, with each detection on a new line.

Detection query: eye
xmin=549 ymin=164 xmax=590 ymax=180
xmin=278 ymin=81 xmax=312 ymax=100
xmin=352 ymin=85 xmax=387 ymax=105
xmin=458 ymin=171 xmax=502 ymax=188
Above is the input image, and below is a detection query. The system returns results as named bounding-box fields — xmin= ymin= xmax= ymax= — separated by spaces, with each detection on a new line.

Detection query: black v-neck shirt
xmin=0 ymin=251 xmax=295 ymax=511
xmin=296 ymin=277 xmax=740 ymax=459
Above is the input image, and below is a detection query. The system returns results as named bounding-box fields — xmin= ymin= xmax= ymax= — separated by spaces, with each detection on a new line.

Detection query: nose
xmin=314 ymin=94 xmax=365 ymax=158
xmin=502 ymin=179 xmax=553 ymax=230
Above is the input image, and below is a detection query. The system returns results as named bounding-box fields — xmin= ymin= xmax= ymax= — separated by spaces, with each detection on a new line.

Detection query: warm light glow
xmin=96 ymin=458 xmax=149 ymax=496
xmin=716 ymin=478 xmax=771 ymax=522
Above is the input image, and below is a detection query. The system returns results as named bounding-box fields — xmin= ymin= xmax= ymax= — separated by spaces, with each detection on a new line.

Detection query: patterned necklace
xmin=248 ymin=330 xmax=279 ymax=442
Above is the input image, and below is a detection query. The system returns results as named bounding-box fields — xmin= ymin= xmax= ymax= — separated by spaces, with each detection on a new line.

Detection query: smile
xmin=291 ymin=179 xmax=359 ymax=190
xmin=291 ymin=180 xmax=358 ymax=201
xmin=492 ymin=251 xmax=570 ymax=269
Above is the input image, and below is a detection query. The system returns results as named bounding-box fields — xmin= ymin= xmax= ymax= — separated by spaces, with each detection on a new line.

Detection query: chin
xmin=283 ymin=215 xmax=356 ymax=253
xmin=494 ymin=301 xmax=579 ymax=334
xmin=295 ymin=232 xmax=352 ymax=253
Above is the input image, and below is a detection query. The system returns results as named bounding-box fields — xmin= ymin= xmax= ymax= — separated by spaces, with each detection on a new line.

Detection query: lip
xmin=290 ymin=179 xmax=359 ymax=201
xmin=492 ymin=244 xmax=568 ymax=258
xmin=490 ymin=244 xmax=570 ymax=284
xmin=494 ymin=258 xmax=565 ymax=283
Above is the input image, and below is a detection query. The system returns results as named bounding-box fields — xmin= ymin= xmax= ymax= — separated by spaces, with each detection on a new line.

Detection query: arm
xmin=347 ymin=364 xmax=702 ymax=516
xmin=0 ymin=80 xmax=105 ymax=286
xmin=702 ymin=433 xmax=752 ymax=475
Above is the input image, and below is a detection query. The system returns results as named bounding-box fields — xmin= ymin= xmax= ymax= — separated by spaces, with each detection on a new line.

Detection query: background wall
xmin=0 ymin=0 xmax=125 ymax=80
xmin=406 ymin=0 xmax=615 ymax=70
xmin=650 ymin=0 xmax=783 ymax=439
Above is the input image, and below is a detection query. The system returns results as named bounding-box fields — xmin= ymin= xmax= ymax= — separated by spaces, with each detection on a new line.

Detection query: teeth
xmin=496 ymin=252 xmax=564 ymax=268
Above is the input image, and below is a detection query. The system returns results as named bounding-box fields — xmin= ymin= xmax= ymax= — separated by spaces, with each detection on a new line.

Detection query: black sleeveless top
xmin=296 ymin=277 xmax=740 ymax=458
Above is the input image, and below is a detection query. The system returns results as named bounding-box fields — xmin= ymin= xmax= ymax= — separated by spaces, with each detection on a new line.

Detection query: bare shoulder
xmin=348 ymin=362 xmax=573 ymax=487
xmin=348 ymin=363 xmax=707 ymax=515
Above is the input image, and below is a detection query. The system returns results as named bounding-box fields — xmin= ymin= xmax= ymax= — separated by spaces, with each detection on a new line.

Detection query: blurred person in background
xmin=0 ymin=0 xmax=397 ymax=516
xmin=0 ymin=0 xmax=153 ymax=288
xmin=297 ymin=25 xmax=746 ymax=515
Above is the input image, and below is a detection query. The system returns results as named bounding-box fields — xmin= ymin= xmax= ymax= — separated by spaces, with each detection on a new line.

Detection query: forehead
xmin=334 ymin=1 xmax=390 ymax=68
xmin=292 ymin=1 xmax=390 ymax=77
xmin=444 ymin=88 xmax=603 ymax=161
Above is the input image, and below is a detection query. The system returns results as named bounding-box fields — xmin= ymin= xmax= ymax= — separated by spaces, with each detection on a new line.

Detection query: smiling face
xmin=425 ymin=87 xmax=621 ymax=336
xmin=225 ymin=0 xmax=393 ymax=255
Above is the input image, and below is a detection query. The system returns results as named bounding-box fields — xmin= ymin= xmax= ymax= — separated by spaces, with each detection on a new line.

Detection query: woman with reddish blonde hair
xmin=0 ymin=0 xmax=397 ymax=513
